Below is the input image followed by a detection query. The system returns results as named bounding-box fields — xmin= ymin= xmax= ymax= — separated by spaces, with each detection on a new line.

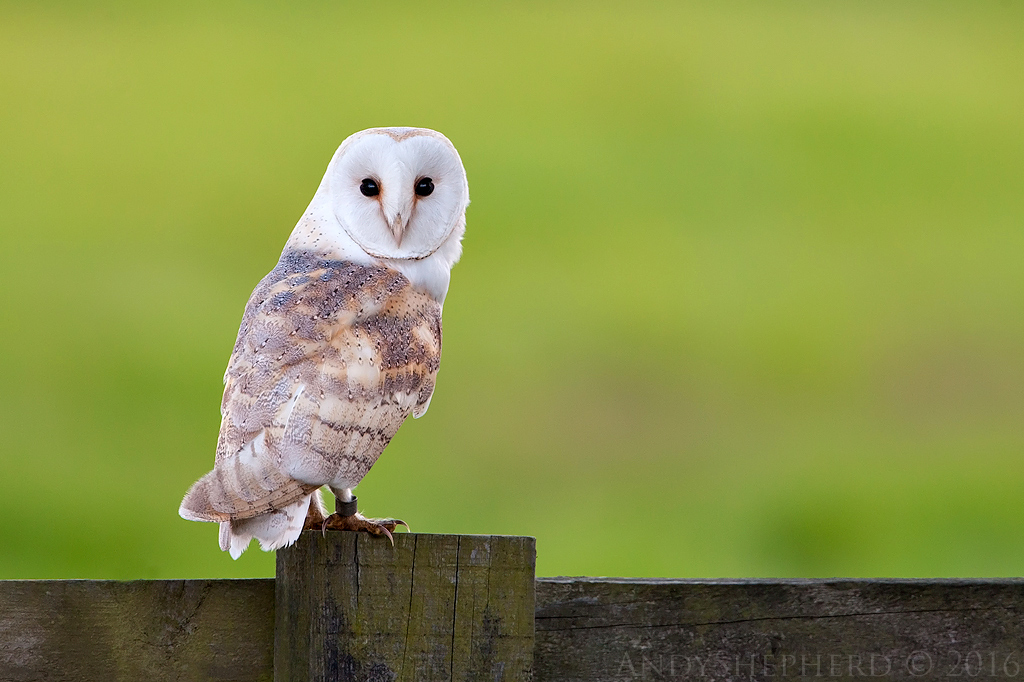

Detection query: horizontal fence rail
xmin=1 ymin=533 xmax=1023 ymax=681
xmin=0 ymin=578 xmax=275 ymax=681
xmin=535 ymin=577 xmax=1024 ymax=681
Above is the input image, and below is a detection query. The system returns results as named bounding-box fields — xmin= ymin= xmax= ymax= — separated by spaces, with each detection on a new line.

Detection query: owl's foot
xmin=300 ymin=490 xmax=328 ymax=530
xmin=321 ymin=495 xmax=408 ymax=545
xmin=301 ymin=505 xmax=327 ymax=530
xmin=322 ymin=513 xmax=409 ymax=545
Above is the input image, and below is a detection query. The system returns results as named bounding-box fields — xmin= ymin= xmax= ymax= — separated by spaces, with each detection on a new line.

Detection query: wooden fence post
xmin=274 ymin=532 xmax=535 ymax=682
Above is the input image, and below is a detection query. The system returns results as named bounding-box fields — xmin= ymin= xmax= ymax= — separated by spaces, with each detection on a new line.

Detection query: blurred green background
xmin=1 ymin=1 xmax=1023 ymax=580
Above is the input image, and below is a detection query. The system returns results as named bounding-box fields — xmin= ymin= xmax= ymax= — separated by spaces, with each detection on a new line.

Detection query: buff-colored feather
xmin=179 ymin=257 xmax=442 ymax=524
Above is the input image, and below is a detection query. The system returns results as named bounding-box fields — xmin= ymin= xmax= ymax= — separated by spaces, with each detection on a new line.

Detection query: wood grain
xmin=0 ymin=579 xmax=274 ymax=682
xmin=4 ymin=565 xmax=1024 ymax=681
xmin=274 ymin=532 xmax=536 ymax=682
xmin=535 ymin=577 xmax=1024 ymax=681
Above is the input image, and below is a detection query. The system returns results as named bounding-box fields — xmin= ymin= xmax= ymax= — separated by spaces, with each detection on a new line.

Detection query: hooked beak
xmin=382 ymin=179 xmax=413 ymax=245
xmin=388 ymin=212 xmax=407 ymax=247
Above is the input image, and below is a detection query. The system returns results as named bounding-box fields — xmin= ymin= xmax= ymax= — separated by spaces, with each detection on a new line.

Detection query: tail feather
xmin=218 ymin=491 xmax=322 ymax=559
xmin=179 ymin=433 xmax=318 ymax=522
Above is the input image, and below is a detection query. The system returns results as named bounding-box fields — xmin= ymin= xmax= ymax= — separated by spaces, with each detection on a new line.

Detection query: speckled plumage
xmin=179 ymin=127 xmax=468 ymax=557
xmin=181 ymin=251 xmax=441 ymax=521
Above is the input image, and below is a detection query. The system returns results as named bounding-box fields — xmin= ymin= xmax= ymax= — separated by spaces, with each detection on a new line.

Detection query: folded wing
xmin=180 ymin=251 xmax=442 ymax=531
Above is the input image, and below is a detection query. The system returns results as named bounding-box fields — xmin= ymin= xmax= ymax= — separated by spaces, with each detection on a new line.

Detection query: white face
xmin=327 ymin=128 xmax=469 ymax=261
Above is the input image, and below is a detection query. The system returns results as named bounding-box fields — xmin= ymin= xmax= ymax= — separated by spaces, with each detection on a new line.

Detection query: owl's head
xmin=319 ymin=127 xmax=469 ymax=262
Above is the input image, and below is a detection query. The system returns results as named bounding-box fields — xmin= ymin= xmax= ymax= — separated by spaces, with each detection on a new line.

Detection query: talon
xmin=321 ymin=512 xmax=408 ymax=542
xmin=302 ymin=490 xmax=328 ymax=531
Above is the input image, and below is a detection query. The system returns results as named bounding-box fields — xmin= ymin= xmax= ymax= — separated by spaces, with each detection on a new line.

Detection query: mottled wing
xmin=180 ymin=252 xmax=441 ymax=522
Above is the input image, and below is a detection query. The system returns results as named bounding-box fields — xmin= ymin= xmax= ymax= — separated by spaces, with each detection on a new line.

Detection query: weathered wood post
xmin=275 ymin=532 xmax=535 ymax=682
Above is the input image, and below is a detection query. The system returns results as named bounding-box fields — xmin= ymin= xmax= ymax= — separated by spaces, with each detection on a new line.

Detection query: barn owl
xmin=179 ymin=127 xmax=469 ymax=559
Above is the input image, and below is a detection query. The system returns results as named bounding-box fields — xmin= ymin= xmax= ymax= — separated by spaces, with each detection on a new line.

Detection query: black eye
xmin=415 ymin=177 xmax=434 ymax=197
xmin=359 ymin=178 xmax=379 ymax=197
